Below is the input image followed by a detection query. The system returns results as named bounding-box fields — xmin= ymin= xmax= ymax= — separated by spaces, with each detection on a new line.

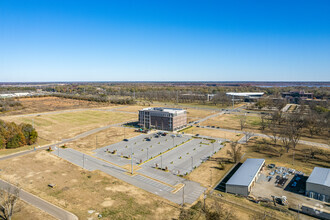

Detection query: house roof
xmin=307 ymin=167 xmax=330 ymax=187
xmin=226 ymin=158 xmax=265 ymax=187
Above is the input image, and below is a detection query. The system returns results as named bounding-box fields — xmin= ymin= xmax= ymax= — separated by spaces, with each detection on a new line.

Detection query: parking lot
xmin=94 ymin=132 xmax=191 ymax=164
xmin=144 ymin=138 xmax=222 ymax=175
xmin=94 ymin=133 xmax=223 ymax=175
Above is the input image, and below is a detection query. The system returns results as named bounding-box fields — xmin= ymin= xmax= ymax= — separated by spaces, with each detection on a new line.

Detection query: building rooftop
xmin=226 ymin=158 xmax=265 ymax=187
xmin=307 ymin=167 xmax=330 ymax=187
xmin=141 ymin=107 xmax=186 ymax=114
xmin=226 ymin=92 xmax=264 ymax=97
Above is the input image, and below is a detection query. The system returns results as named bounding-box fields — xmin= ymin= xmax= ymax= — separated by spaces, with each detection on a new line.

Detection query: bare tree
xmin=239 ymin=114 xmax=247 ymax=131
xmin=279 ymin=129 xmax=291 ymax=153
xmin=267 ymin=118 xmax=281 ymax=146
xmin=243 ymin=131 xmax=254 ymax=143
xmin=0 ymin=185 xmax=20 ymax=220
xmin=259 ymin=114 xmax=267 ymax=131
xmin=287 ymin=113 xmax=304 ymax=150
xmin=227 ymin=141 xmax=242 ymax=163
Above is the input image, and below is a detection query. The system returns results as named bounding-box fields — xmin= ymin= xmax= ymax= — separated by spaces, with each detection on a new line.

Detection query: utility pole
xmin=161 ymin=155 xmax=163 ymax=169
xmin=147 ymin=148 xmax=149 ymax=161
xmin=95 ymin=135 xmax=97 ymax=149
xmin=131 ymin=144 xmax=133 ymax=175
xmin=232 ymin=95 xmax=234 ymax=108
xmin=83 ymin=154 xmax=85 ymax=169
xmin=210 ymin=169 xmax=212 ymax=187
xmin=203 ymin=191 xmax=207 ymax=211
xmin=182 ymin=184 xmax=185 ymax=206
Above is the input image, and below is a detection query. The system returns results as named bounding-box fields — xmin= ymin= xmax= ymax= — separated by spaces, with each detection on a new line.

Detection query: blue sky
xmin=0 ymin=0 xmax=329 ymax=82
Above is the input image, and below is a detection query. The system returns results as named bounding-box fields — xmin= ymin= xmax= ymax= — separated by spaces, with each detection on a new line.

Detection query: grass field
xmin=1 ymin=110 xmax=137 ymax=142
xmin=67 ymin=127 xmax=141 ymax=154
xmin=201 ymin=114 xmax=262 ymax=132
xmin=0 ymin=151 xmax=180 ymax=220
xmin=183 ymin=127 xmax=243 ymax=141
xmin=12 ymin=199 xmax=56 ymax=220
xmin=1 ymin=97 xmax=112 ymax=116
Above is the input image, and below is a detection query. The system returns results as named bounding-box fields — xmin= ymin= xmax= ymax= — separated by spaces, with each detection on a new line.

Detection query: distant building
xmin=226 ymin=158 xmax=265 ymax=196
xmin=226 ymin=92 xmax=264 ymax=102
xmin=306 ymin=167 xmax=330 ymax=202
xmin=281 ymin=91 xmax=313 ymax=103
xmin=138 ymin=107 xmax=187 ymax=131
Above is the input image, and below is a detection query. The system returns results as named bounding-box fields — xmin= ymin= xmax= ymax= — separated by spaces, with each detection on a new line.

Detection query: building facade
xmin=226 ymin=158 xmax=265 ymax=196
xmin=138 ymin=107 xmax=187 ymax=131
xmin=306 ymin=167 xmax=330 ymax=202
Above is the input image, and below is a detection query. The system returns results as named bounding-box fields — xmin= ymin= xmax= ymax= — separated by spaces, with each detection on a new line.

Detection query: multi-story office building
xmin=138 ymin=107 xmax=187 ymax=131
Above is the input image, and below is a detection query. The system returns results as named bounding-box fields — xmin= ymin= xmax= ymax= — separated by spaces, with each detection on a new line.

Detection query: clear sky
xmin=1 ymin=0 xmax=329 ymax=82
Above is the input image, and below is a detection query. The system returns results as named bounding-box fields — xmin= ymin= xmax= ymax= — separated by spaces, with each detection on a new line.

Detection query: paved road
xmin=0 ymin=179 xmax=78 ymax=220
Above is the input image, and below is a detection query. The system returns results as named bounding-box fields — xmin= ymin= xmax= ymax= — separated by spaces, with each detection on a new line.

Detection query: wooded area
xmin=0 ymin=120 xmax=38 ymax=149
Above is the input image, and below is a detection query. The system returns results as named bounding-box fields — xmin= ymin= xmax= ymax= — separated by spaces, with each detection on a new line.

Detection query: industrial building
xmin=306 ymin=167 xmax=330 ymax=202
xmin=226 ymin=158 xmax=265 ymax=196
xmin=138 ymin=107 xmax=187 ymax=131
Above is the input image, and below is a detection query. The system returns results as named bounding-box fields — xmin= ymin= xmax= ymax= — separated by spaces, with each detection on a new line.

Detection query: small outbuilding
xmin=306 ymin=167 xmax=330 ymax=202
xmin=226 ymin=158 xmax=265 ymax=196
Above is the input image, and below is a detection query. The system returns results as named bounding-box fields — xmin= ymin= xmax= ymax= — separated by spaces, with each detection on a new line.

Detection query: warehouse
xmin=226 ymin=158 xmax=265 ymax=196
xmin=138 ymin=107 xmax=187 ymax=131
xmin=306 ymin=167 xmax=330 ymax=202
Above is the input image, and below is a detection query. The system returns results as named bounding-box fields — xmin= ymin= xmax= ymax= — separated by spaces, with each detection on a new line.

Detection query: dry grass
xmin=0 ymin=151 xmax=180 ymax=220
xmin=184 ymin=127 xmax=242 ymax=141
xmin=13 ymin=199 xmax=56 ymax=220
xmin=1 ymin=110 xmax=137 ymax=142
xmin=67 ymin=127 xmax=141 ymax=154
xmin=185 ymin=143 xmax=234 ymax=188
xmin=1 ymin=97 xmax=113 ymax=116
xmin=201 ymin=114 xmax=262 ymax=133
xmin=243 ymin=137 xmax=330 ymax=175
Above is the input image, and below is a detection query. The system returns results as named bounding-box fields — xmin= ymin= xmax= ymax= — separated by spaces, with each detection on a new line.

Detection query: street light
xmin=182 ymin=184 xmax=185 ymax=207
xmin=191 ymin=156 xmax=193 ymax=171
xmin=131 ymin=144 xmax=133 ymax=174
xmin=147 ymin=148 xmax=149 ymax=161
xmin=161 ymin=155 xmax=163 ymax=170
xmin=83 ymin=154 xmax=85 ymax=169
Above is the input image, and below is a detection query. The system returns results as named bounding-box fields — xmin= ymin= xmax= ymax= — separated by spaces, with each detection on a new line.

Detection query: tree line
xmin=0 ymin=120 xmax=38 ymax=149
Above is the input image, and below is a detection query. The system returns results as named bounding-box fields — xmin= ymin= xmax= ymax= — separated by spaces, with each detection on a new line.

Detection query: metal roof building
xmin=226 ymin=158 xmax=265 ymax=196
xmin=306 ymin=167 xmax=330 ymax=202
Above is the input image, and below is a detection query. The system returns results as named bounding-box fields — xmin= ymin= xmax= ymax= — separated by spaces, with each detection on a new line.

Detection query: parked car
xmin=268 ymin=164 xmax=276 ymax=169
xmin=195 ymin=134 xmax=200 ymax=137
xmin=123 ymin=139 xmax=129 ymax=141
